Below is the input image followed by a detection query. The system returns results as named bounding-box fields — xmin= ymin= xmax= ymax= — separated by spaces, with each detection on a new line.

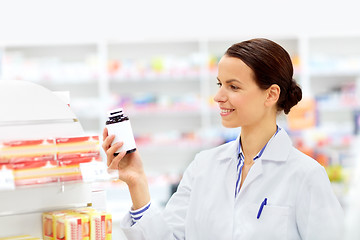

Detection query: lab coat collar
xmin=218 ymin=135 xmax=240 ymax=163
xmin=260 ymin=128 xmax=292 ymax=162
xmin=218 ymin=127 xmax=292 ymax=163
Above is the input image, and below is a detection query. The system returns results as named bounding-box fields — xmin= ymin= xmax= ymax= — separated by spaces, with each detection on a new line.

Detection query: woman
xmin=103 ymin=38 xmax=344 ymax=239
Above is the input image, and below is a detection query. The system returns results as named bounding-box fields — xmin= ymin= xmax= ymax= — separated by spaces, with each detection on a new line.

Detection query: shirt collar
xmin=238 ymin=125 xmax=281 ymax=161
xmin=217 ymin=126 xmax=291 ymax=164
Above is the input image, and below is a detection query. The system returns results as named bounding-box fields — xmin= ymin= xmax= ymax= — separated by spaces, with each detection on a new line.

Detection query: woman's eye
xmin=216 ymin=82 xmax=222 ymax=87
xmin=230 ymin=85 xmax=239 ymax=90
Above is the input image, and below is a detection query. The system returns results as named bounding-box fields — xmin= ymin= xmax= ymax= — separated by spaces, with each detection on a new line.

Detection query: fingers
xmin=106 ymin=142 xmax=123 ymax=166
xmin=102 ymin=128 xmax=108 ymax=142
xmin=102 ymin=128 xmax=130 ymax=171
xmin=108 ymin=151 xmax=126 ymax=169
xmin=102 ymin=134 xmax=115 ymax=152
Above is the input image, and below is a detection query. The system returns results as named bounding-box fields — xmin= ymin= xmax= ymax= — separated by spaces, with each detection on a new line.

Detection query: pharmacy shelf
xmin=1 ymin=36 xmax=360 ymax=172
xmin=0 ymin=38 xmax=301 ymax=138
xmin=0 ymin=81 xmax=110 ymax=238
xmin=0 ymin=42 xmax=105 ymax=136
xmin=307 ymin=36 xmax=360 ymax=96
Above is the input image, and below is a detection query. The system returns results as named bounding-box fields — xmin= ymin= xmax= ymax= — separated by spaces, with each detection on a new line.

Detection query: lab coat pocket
xmin=244 ymin=203 xmax=290 ymax=240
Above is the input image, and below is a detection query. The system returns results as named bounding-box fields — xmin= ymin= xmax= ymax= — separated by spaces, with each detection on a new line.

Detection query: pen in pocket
xmin=257 ymin=198 xmax=267 ymax=219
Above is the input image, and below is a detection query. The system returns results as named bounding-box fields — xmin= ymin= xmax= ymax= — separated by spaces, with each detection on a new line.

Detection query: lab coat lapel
xmin=218 ymin=135 xmax=240 ymax=200
xmin=238 ymin=159 xmax=263 ymax=195
xmin=225 ymin=155 xmax=238 ymax=201
xmin=237 ymin=128 xmax=292 ymax=195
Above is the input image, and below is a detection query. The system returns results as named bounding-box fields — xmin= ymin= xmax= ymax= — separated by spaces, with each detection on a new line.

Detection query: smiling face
xmin=214 ymin=55 xmax=269 ymax=128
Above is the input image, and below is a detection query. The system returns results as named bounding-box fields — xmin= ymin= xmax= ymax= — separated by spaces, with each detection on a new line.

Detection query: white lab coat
xmin=120 ymin=128 xmax=344 ymax=240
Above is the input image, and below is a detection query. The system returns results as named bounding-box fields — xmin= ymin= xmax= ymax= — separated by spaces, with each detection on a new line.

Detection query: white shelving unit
xmin=307 ymin=37 xmax=360 ymax=136
xmin=0 ymin=80 xmax=104 ymax=238
xmin=0 ymin=43 xmax=104 ymax=136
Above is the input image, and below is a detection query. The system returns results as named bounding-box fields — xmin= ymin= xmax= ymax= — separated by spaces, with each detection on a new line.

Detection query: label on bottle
xmin=106 ymin=120 xmax=136 ymax=153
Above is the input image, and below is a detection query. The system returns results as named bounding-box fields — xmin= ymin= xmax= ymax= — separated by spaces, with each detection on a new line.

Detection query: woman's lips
xmin=220 ymin=108 xmax=235 ymax=116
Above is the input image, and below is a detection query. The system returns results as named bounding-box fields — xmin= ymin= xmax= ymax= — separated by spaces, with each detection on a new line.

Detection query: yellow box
xmin=43 ymin=208 xmax=111 ymax=240
xmin=66 ymin=212 xmax=90 ymax=240
xmin=43 ymin=210 xmax=67 ymax=240
xmin=54 ymin=214 xmax=82 ymax=240
xmin=73 ymin=208 xmax=112 ymax=240
xmin=0 ymin=236 xmax=41 ymax=240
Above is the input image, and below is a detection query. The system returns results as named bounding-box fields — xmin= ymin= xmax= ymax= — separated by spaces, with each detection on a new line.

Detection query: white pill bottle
xmin=106 ymin=108 xmax=136 ymax=155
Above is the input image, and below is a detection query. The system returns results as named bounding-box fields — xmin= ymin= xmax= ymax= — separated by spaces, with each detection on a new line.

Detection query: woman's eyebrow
xmin=217 ymin=77 xmax=242 ymax=84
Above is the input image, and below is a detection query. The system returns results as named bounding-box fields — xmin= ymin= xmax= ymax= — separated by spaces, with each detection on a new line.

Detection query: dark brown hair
xmin=225 ymin=38 xmax=302 ymax=114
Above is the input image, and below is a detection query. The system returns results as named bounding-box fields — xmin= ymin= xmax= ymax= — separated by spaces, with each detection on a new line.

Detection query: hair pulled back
xmin=225 ymin=38 xmax=302 ymax=114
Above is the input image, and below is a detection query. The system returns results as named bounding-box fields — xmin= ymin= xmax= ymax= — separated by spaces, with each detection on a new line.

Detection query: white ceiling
xmin=0 ymin=0 xmax=360 ymax=45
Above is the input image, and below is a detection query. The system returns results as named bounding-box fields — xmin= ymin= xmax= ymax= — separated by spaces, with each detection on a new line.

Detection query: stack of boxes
xmin=0 ymin=136 xmax=101 ymax=186
xmin=42 ymin=208 xmax=112 ymax=240
xmin=0 ymin=135 xmax=113 ymax=239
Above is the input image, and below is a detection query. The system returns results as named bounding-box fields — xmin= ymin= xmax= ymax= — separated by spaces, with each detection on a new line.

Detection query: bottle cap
xmin=108 ymin=108 xmax=123 ymax=117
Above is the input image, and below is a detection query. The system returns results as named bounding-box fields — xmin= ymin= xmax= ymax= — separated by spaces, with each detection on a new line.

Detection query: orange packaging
xmin=287 ymin=98 xmax=316 ymax=130
xmin=55 ymin=136 xmax=100 ymax=160
xmin=14 ymin=160 xmax=59 ymax=186
xmin=54 ymin=214 xmax=82 ymax=240
xmin=104 ymin=212 xmax=112 ymax=240
xmin=0 ymin=139 xmax=56 ymax=164
xmin=58 ymin=157 xmax=102 ymax=182
xmin=43 ymin=210 xmax=68 ymax=240
xmin=73 ymin=208 xmax=112 ymax=240
xmin=75 ymin=213 xmax=90 ymax=240
xmin=52 ymin=210 xmax=89 ymax=240
xmin=65 ymin=211 xmax=90 ymax=240
xmin=58 ymin=156 xmax=100 ymax=166
xmin=43 ymin=209 xmax=110 ymax=240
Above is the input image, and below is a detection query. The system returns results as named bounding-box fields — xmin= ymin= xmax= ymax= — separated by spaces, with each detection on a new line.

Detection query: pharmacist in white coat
xmin=103 ymin=38 xmax=344 ymax=239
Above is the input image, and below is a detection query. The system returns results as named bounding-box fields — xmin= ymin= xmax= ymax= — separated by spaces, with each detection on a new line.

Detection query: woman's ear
xmin=265 ymin=84 xmax=280 ymax=107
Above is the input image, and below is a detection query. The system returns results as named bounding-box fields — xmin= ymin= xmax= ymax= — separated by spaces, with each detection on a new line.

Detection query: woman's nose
xmin=213 ymin=87 xmax=226 ymax=103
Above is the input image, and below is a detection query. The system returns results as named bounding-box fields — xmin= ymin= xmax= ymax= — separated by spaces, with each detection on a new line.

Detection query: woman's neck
xmin=240 ymin=120 xmax=277 ymax=164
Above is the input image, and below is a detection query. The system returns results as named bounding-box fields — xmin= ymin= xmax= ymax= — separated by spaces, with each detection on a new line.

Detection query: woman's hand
xmin=102 ymin=128 xmax=150 ymax=209
xmin=102 ymin=128 xmax=144 ymax=186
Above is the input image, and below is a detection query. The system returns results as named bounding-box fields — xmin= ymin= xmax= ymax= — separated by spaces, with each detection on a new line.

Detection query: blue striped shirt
xmin=130 ymin=202 xmax=151 ymax=225
xmin=235 ymin=126 xmax=280 ymax=198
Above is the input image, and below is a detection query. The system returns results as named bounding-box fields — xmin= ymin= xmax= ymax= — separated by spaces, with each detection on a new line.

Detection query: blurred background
xmin=1 ymin=0 xmax=360 ymax=238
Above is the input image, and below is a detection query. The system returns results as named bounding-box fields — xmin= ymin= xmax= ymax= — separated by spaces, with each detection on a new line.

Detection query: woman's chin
xmin=221 ymin=120 xmax=240 ymax=129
